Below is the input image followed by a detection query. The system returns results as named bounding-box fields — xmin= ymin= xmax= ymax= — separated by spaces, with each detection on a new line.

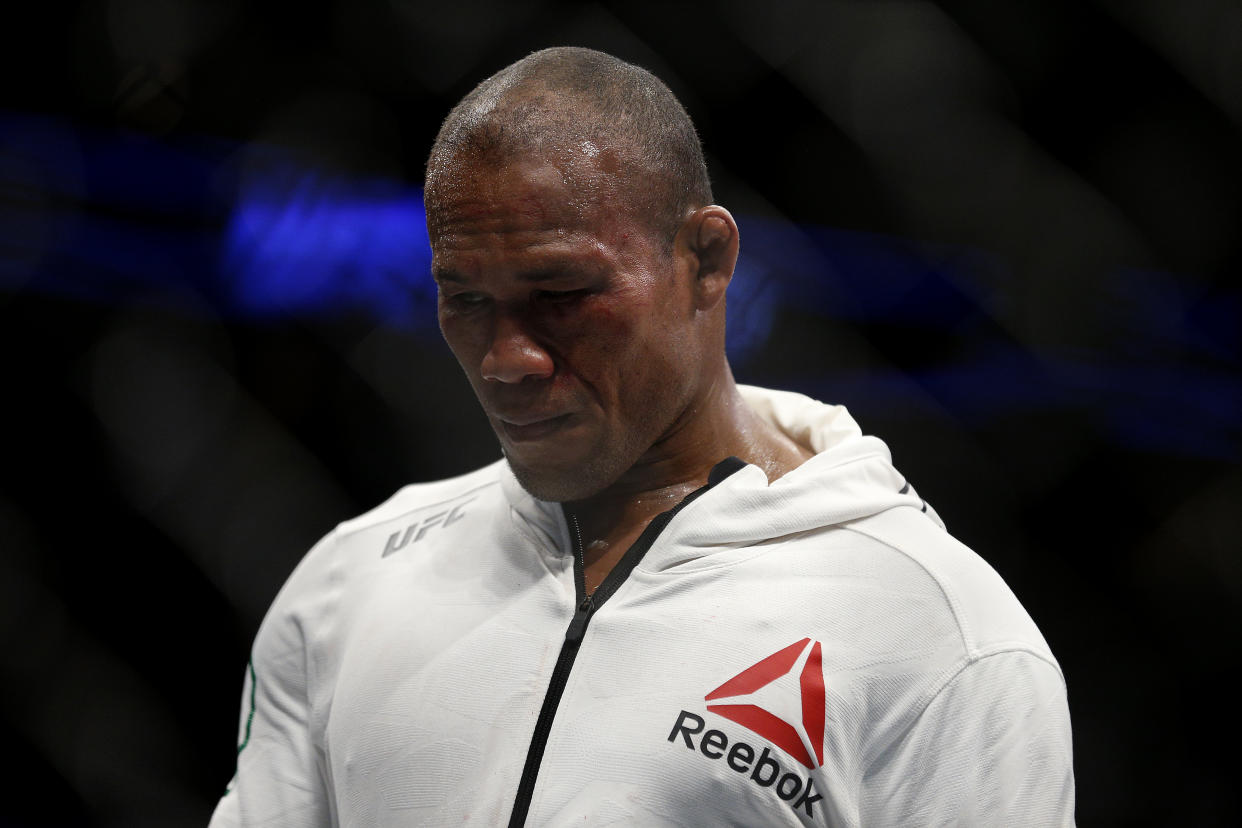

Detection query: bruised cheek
xmin=553 ymin=298 xmax=645 ymax=377
xmin=569 ymin=300 xmax=632 ymax=345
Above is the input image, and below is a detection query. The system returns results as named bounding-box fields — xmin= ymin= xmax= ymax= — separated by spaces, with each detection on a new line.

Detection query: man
xmin=212 ymin=47 xmax=1074 ymax=826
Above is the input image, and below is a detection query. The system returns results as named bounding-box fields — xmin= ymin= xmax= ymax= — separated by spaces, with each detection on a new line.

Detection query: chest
xmin=319 ymin=565 xmax=861 ymax=827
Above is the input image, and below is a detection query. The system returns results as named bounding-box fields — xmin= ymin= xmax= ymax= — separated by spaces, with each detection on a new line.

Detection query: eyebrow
xmin=432 ymin=263 xmax=603 ymax=285
xmin=431 ymin=269 xmax=465 ymax=285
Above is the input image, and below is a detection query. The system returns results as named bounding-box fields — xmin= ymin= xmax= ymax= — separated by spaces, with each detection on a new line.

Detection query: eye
xmin=444 ymin=290 xmax=489 ymax=310
xmin=535 ymin=288 xmax=588 ymax=305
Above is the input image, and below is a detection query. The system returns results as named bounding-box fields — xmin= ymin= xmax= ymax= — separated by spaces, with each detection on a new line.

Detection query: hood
xmin=669 ymin=385 xmax=941 ymax=550
xmin=501 ymin=384 xmax=940 ymax=562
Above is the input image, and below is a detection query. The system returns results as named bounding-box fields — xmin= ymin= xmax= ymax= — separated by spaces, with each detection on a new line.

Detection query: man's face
xmin=429 ymin=150 xmax=703 ymax=502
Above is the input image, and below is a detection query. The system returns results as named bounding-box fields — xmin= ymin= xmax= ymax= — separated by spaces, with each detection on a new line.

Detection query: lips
xmin=497 ymin=412 xmax=574 ymax=443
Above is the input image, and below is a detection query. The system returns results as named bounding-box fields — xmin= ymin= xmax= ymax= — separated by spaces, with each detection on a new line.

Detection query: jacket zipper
xmin=564 ymin=512 xmax=593 ymax=644
xmin=507 ymin=513 xmax=592 ymax=828
xmin=506 ymin=457 xmax=746 ymax=827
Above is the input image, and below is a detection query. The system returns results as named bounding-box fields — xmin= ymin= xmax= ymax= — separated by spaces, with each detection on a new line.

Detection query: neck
xmin=566 ymin=370 xmax=813 ymax=567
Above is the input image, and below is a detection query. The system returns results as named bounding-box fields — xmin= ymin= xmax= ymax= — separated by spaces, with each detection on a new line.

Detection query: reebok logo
xmin=666 ymin=638 xmax=827 ymax=817
xmin=705 ymin=637 xmax=825 ymax=768
xmin=381 ymin=497 xmax=475 ymax=557
xmin=668 ymin=712 xmax=824 ymax=817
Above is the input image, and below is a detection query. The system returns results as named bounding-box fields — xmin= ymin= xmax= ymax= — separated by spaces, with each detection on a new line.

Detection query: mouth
xmin=497 ymin=412 xmax=575 ymax=443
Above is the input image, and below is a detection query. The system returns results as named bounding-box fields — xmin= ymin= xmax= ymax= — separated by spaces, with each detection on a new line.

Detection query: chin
xmin=505 ymin=449 xmax=619 ymax=504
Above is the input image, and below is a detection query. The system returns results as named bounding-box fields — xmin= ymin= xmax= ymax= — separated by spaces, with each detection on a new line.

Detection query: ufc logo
xmin=382 ymin=498 xmax=475 ymax=557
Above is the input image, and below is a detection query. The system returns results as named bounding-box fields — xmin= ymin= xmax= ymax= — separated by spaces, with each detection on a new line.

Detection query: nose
xmin=480 ymin=312 xmax=554 ymax=383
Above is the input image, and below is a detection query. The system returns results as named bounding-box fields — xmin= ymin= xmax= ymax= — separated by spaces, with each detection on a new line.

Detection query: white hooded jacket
xmin=211 ymin=385 xmax=1075 ymax=827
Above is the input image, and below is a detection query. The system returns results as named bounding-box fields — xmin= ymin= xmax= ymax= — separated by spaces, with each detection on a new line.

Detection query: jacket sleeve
xmin=860 ymin=649 xmax=1076 ymax=827
xmin=209 ymin=576 xmax=334 ymax=826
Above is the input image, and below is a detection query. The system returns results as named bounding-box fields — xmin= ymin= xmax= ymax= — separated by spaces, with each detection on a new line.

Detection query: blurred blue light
xmin=724 ymin=257 xmax=778 ymax=362
xmin=223 ymin=161 xmax=434 ymax=327
xmin=2 ymin=110 xmax=1237 ymax=463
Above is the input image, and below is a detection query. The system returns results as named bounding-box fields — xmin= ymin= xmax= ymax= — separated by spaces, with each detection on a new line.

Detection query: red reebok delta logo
xmin=704 ymin=638 xmax=825 ymax=768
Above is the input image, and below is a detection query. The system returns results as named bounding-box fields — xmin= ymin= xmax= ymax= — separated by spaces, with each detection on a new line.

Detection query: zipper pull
xmin=564 ymin=594 xmax=594 ymax=644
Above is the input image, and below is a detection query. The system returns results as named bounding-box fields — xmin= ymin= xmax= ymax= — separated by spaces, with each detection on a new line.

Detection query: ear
xmin=675 ymin=205 xmax=738 ymax=311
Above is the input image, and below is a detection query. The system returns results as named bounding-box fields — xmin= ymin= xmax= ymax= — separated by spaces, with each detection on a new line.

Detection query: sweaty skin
xmin=430 ymin=145 xmax=811 ymax=593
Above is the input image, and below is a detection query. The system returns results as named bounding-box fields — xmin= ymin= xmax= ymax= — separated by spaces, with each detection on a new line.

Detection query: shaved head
xmin=425 ymin=47 xmax=713 ymax=247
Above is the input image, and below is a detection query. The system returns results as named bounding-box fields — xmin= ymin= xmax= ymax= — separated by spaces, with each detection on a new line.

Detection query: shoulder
xmin=841 ymin=504 xmax=1058 ymax=672
xmin=334 ymin=459 xmax=508 ymax=553
xmin=257 ymin=460 xmax=510 ymax=637
xmin=840 ymin=510 xmax=1076 ymax=820
xmin=315 ymin=459 xmax=506 ymax=563
xmin=819 ymin=506 xmax=1070 ymax=798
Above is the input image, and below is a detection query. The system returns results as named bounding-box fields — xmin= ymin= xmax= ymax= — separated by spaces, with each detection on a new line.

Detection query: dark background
xmin=2 ymin=1 xmax=1239 ymax=825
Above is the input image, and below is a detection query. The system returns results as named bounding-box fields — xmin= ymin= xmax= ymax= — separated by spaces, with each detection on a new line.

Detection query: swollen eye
xmin=536 ymin=289 xmax=587 ymax=303
xmin=450 ymin=292 xmax=488 ymax=307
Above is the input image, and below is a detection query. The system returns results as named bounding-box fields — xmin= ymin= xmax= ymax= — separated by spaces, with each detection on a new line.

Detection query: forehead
xmin=428 ymin=150 xmax=663 ymax=274
xmin=430 ymin=154 xmax=594 ymax=240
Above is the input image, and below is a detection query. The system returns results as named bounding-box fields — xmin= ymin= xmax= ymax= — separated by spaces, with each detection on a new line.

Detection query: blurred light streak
xmin=0 ymin=113 xmax=85 ymax=293
xmin=741 ymin=215 xmax=995 ymax=328
xmin=1098 ymin=0 xmax=1242 ymax=133
xmin=0 ymin=111 xmax=226 ymax=309
xmin=222 ymin=158 xmax=435 ymax=327
xmin=1104 ymin=268 xmax=1241 ymax=363
xmin=799 ymin=344 xmax=1240 ymax=463
xmin=0 ymin=499 xmax=208 ymax=822
xmin=2 ymin=110 xmax=1236 ymax=463
xmin=723 ymin=256 xmax=778 ymax=361
xmin=88 ymin=316 xmax=358 ymax=625
xmin=381 ymin=0 xmax=548 ymax=93
xmin=1065 ymin=358 xmax=1241 ymax=462
xmin=106 ymin=0 xmax=236 ymax=65
xmin=726 ymin=0 xmax=1156 ymax=349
